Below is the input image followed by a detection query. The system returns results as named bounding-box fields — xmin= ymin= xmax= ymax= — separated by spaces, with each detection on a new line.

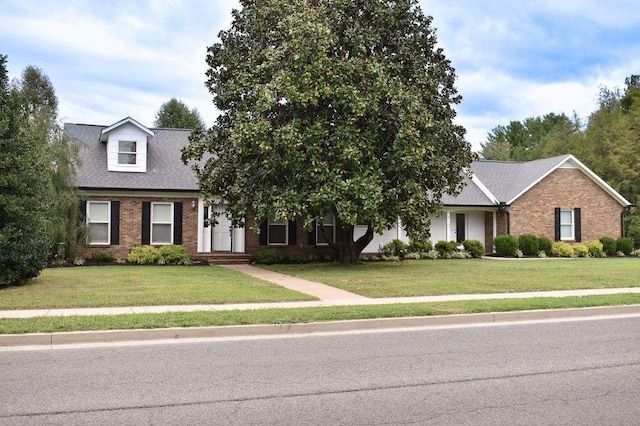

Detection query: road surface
xmin=2 ymin=315 xmax=640 ymax=424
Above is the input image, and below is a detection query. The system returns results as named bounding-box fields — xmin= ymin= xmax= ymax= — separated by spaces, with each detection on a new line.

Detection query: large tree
xmin=0 ymin=56 xmax=50 ymax=285
xmin=154 ymin=98 xmax=205 ymax=129
xmin=183 ymin=0 xmax=474 ymax=264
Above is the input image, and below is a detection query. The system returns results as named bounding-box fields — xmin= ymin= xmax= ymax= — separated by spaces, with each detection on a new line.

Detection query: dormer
xmin=100 ymin=117 xmax=154 ymax=173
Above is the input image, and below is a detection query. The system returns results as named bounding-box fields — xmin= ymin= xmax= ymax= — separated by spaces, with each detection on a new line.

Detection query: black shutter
xmin=142 ymin=202 xmax=151 ymax=244
xmin=110 ymin=201 xmax=120 ymax=245
xmin=308 ymin=220 xmax=317 ymax=245
xmin=203 ymin=206 xmax=209 ymax=227
xmin=554 ymin=207 xmax=561 ymax=241
xmin=288 ymin=220 xmax=297 ymax=245
xmin=336 ymin=224 xmax=342 ymax=243
xmin=78 ymin=200 xmax=87 ymax=242
xmin=574 ymin=208 xmax=581 ymax=242
xmin=174 ymin=202 xmax=183 ymax=245
xmin=259 ymin=220 xmax=267 ymax=245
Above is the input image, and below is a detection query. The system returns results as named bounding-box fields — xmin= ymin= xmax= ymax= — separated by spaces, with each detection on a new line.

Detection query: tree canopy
xmin=182 ymin=0 xmax=474 ymax=263
xmin=0 ymin=57 xmax=80 ymax=285
xmin=154 ymin=98 xmax=205 ymax=129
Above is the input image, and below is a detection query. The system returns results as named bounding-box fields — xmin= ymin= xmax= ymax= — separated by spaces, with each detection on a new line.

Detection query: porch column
xmin=445 ymin=211 xmax=451 ymax=241
xmin=232 ymin=227 xmax=245 ymax=253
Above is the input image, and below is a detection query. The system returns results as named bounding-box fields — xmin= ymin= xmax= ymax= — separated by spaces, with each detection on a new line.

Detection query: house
xmin=67 ymin=117 xmax=631 ymax=261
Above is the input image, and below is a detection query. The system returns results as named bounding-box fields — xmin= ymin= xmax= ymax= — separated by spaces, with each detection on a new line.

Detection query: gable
xmin=104 ymin=122 xmax=150 ymax=173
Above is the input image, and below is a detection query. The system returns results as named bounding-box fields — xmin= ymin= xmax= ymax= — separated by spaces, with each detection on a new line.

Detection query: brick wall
xmin=81 ymin=195 xmax=199 ymax=259
xmin=507 ymin=168 xmax=625 ymax=241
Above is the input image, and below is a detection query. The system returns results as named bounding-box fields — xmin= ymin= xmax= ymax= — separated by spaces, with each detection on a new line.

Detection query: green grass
xmin=0 ymin=266 xmax=316 ymax=310
xmin=2 ymin=294 xmax=639 ymax=334
xmin=261 ymin=258 xmax=640 ymax=297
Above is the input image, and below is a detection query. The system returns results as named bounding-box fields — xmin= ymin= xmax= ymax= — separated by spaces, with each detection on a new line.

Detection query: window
xmin=316 ymin=213 xmax=335 ymax=245
xmin=151 ymin=203 xmax=173 ymax=244
xmin=560 ymin=209 xmax=574 ymax=240
xmin=87 ymin=201 xmax=110 ymax=244
xmin=268 ymin=215 xmax=288 ymax=245
xmin=118 ymin=140 xmax=137 ymax=165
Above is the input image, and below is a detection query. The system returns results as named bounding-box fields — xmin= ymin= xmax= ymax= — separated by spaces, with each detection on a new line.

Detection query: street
xmin=1 ymin=315 xmax=640 ymax=425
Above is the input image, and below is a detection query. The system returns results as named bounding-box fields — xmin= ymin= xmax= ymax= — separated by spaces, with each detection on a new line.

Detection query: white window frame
xmin=316 ymin=213 xmax=336 ymax=245
xmin=268 ymin=215 xmax=288 ymax=245
xmin=560 ymin=209 xmax=575 ymax=241
xmin=87 ymin=201 xmax=110 ymax=245
xmin=151 ymin=202 xmax=173 ymax=245
xmin=117 ymin=140 xmax=137 ymax=165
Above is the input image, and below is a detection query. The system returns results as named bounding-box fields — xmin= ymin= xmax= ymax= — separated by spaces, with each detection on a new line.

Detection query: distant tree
xmin=154 ymin=98 xmax=205 ymax=129
xmin=0 ymin=56 xmax=50 ymax=285
xmin=182 ymin=0 xmax=474 ymax=264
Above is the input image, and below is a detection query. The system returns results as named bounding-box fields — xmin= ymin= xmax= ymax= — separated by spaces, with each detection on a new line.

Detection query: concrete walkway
xmin=1 ymin=262 xmax=640 ymax=319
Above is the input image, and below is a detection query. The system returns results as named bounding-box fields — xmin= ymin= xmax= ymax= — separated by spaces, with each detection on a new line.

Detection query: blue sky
xmin=2 ymin=0 xmax=639 ymax=151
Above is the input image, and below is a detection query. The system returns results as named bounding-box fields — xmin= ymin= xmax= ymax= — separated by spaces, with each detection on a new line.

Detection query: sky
xmin=2 ymin=0 xmax=639 ymax=152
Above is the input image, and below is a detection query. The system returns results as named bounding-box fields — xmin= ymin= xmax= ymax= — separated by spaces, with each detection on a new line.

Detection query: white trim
xmin=100 ymin=117 xmax=154 ymax=142
xmin=151 ymin=202 xmax=173 ymax=245
xmin=470 ymin=173 xmax=499 ymax=204
xmin=79 ymin=190 xmax=199 ymax=198
xmin=560 ymin=209 xmax=575 ymax=241
xmin=507 ymin=154 xmax=631 ymax=206
xmin=87 ymin=201 xmax=110 ymax=245
xmin=315 ymin=213 xmax=336 ymax=246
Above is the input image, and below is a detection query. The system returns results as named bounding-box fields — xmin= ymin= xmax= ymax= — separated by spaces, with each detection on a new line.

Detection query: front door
xmin=211 ymin=205 xmax=232 ymax=251
xmin=456 ymin=213 xmax=466 ymax=243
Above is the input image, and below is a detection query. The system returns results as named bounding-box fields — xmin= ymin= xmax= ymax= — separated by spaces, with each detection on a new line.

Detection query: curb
xmin=3 ymin=304 xmax=640 ymax=349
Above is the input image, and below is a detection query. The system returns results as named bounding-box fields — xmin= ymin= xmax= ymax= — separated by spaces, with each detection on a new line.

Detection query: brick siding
xmin=503 ymin=168 xmax=624 ymax=241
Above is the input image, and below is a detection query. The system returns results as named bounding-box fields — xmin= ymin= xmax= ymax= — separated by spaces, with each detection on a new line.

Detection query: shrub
xmin=91 ymin=251 xmax=114 ymax=262
xmin=518 ymin=234 xmax=539 ymax=256
xmin=462 ymin=239 xmax=484 ymax=258
xmin=538 ymin=237 xmax=553 ymax=255
xmin=379 ymin=239 xmax=409 ymax=258
xmin=285 ymin=251 xmax=311 ymax=264
xmin=451 ymin=251 xmax=471 ymax=259
xmin=493 ymin=235 xmax=519 ymax=257
xmin=404 ymin=252 xmax=421 ymax=260
xmin=420 ymin=250 xmax=440 ymax=259
xmin=573 ymin=244 xmax=589 ymax=258
xmin=127 ymin=246 xmax=161 ymax=264
xmin=552 ymin=241 xmax=575 ymax=258
xmin=514 ymin=249 xmax=524 ymax=258
xmin=158 ymin=244 xmax=190 ymax=264
xmin=583 ymin=240 xmax=605 ymax=258
xmin=537 ymin=250 xmax=547 ymax=258
xmin=254 ymin=248 xmax=282 ymax=264
xmin=599 ymin=237 xmax=617 ymax=256
xmin=408 ymin=240 xmax=432 ymax=253
xmin=435 ymin=240 xmax=457 ymax=255
xmin=616 ymin=237 xmax=634 ymax=255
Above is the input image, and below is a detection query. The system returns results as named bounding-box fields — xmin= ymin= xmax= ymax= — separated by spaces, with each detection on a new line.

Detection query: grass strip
xmin=2 ymin=294 xmax=640 ymax=335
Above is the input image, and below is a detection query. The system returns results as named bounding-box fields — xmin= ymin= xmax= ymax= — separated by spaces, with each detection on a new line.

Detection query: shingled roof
xmin=66 ymin=122 xmax=199 ymax=192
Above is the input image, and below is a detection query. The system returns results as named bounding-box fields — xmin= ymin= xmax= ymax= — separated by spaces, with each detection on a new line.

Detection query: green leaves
xmin=183 ymin=0 xmax=473 ymax=261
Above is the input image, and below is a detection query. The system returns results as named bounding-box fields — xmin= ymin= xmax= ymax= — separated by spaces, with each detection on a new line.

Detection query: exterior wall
xmin=507 ymin=168 xmax=625 ymax=241
xmin=81 ymin=195 xmax=199 ymax=259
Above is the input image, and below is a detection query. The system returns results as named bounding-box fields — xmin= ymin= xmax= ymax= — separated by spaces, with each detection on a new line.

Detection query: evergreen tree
xmin=154 ymin=98 xmax=205 ymax=129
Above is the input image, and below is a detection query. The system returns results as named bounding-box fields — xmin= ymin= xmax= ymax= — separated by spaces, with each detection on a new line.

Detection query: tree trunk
xmin=335 ymin=223 xmax=374 ymax=265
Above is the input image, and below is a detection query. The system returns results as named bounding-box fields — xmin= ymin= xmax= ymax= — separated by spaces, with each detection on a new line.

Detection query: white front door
xmin=212 ymin=205 xmax=232 ymax=252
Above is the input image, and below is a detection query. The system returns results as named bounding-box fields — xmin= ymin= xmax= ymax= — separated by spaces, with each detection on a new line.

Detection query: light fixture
xmin=191 ymin=199 xmax=197 ymax=210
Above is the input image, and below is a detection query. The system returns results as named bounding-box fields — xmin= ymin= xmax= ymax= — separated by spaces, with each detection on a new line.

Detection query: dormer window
xmin=101 ymin=117 xmax=154 ymax=173
xmin=118 ymin=141 xmax=137 ymax=165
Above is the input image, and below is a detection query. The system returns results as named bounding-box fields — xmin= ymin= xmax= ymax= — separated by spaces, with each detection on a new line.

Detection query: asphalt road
xmin=2 ymin=315 xmax=640 ymax=425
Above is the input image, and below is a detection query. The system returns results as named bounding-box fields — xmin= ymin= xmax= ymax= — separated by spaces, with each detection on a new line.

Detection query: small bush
xmin=599 ymin=237 xmax=617 ymax=256
xmin=514 ymin=249 xmax=524 ymax=258
xmin=379 ymin=239 xmax=409 ymax=258
xmin=91 ymin=251 xmax=114 ymax=262
xmin=420 ymin=250 xmax=440 ymax=259
xmin=408 ymin=240 xmax=432 ymax=253
xmin=381 ymin=254 xmax=400 ymax=261
xmin=616 ymin=237 xmax=634 ymax=255
xmin=159 ymin=245 xmax=190 ymax=265
xmin=435 ymin=240 xmax=458 ymax=255
xmin=518 ymin=234 xmax=539 ymax=256
xmin=451 ymin=251 xmax=472 ymax=259
xmin=552 ymin=241 xmax=575 ymax=258
xmin=254 ymin=249 xmax=282 ymax=265
xmin=631 ymin=249 xmax=640 ymax=257
xmin=462 ymin=239 xmax=484 ymax=258
xmin=127 ymin=246 xmax=161 ymax=264
xmin=573 ymin=244 xmax=589 ymax=258
xmin=285 ymin=251 xmax=311 ymax=264
xmin=583 ymin=240 xmax=605 ymax=258
xmin=494 ymin=235 xmax=519 ymax=257
xmin=538 ymin=237 xmax=553 ymax=255
xmin=73 ymin=257 xmax=85 ymax=266
xmin=404 ymin=252 xmax=421 ymax=260
xmin=537 ymin=250 xmax=547 ymax=258
xmin=617 ymin=251 xmax=625 ymax=257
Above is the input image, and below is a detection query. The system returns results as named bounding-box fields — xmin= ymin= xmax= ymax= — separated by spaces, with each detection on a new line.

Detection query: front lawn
xmin=0 ymin=266 xmax=316 ymax=310
xmin=261 ymin=258 xmax=640 ymax=298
